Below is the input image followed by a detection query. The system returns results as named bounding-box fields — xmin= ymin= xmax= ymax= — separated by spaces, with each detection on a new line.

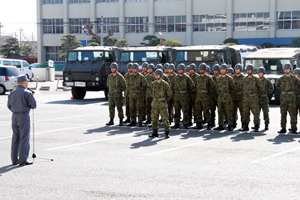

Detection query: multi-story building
xmin=37 ymin=0 xmax=300 ymax=63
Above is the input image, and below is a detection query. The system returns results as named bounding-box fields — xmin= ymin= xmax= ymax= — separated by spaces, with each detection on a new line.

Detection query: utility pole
xmin=18 ymin=28 xmax=23 ymax=46
xmin=101 ymin=16 xmax=103 ymax=46
xmin=0 ymin=23 xmax=3 ymax=38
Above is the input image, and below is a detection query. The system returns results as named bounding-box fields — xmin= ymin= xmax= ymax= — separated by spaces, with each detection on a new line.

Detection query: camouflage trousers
xmin=129 ymin=97 xmax=144 ymax=123
xmin=174 ymin=97 xmax=190 ymax=125
xmin=259 ymin=96 xmax=270 ymax=125
xmin=109 ymin=97 xmax=124 ymax=118
xmin=296 ymin=97 xmax=300 ymax=116
xmin=210 ymin=98 xmax=217 ymax=124
xmin=280 ymin=100 xmax=297 ymax=129
xmin=217 ymin=101 xmax=233 ymax=126
xmin=146 ymin=97 xmax=153 ymax=121
xmin=168 ymin=98 xmax=174 ymax=120
xmin=195 ymin=98 xmax=210 ymax=123
xmin=125 ymin=95 xmax=130 ymax=118
xmin=152 ymin=106 xmax=170 ymax=131
xmin=189 ymin=93 xmax=197 ymax=121
xmin=243 ymin=96 xmax=260 ymax=125
xmin=233 ymin=99 xmax=243 ymax=123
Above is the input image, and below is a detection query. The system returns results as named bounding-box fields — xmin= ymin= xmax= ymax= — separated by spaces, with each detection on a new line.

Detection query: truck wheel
xmin=274 ymin=88 xmax=281 ymax=105
xmin=72 ymin=87 xmax=86 ymax=99
xmin=0 ymin=85 xmax=6 ymax=95
xmin=104 ymin=88 xmax=109 ymax=100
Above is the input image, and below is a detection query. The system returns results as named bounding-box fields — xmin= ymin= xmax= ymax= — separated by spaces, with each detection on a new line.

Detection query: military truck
xmin=63 ymin=46 xmax=119 ymax=99
xmin=244 ymin=48 xmax=300 ymax=105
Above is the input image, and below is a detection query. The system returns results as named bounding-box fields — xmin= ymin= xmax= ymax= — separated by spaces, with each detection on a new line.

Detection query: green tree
xmin=163 ymin=40 xmax=181 ymax=47
xmin=0 ymin=37 xmax=20 ymax=58
xmin=260 ymin=42 xmax=275 ymax=48
xmin=88 ymin=42 xmax=100 ymax=46
xmin=223 ymin=38 xmax=239 ymax=45
xmin=59 ymin=34 xmax=82 ymax=59
xmin=105 ymin=36 xmax=118 ymax=46
xmin=291 ymin=37 xmax=300 ymax=47
xmin=20 ymin=45 xmax=36 ymax=56
xmin=140 ymin=35 xmax=165 ymax=46
xmin=115 ymin=39 xmax=130 ymax=47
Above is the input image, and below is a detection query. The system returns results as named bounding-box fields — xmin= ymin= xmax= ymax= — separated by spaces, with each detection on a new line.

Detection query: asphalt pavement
xmin=1 ymin=80 xmax=300 ymax=200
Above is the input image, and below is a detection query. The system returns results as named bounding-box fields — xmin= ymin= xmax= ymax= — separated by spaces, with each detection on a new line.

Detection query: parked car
xmin=0 ymin=65 xmax=19 ymax=95
xmin=0 ymin=58 xmax=34 ymax=80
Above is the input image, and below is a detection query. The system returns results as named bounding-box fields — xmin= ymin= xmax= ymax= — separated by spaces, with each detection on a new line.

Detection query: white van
xmin=0 ymin=59 xmax=34 ymax=80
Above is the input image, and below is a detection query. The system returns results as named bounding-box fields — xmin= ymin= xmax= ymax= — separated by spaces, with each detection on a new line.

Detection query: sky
xmin=0 ymin=0 xmax=37 ymax=41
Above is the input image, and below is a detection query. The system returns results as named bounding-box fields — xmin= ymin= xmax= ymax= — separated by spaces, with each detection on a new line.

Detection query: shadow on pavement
xmin=268 ymin=134 xmax=300 ymax=144
xmin=180 ymin=129 xmax=207 ymax=140
xmin=130 ymin=137 xmax=165 ymax=149
xmin=46 ymin=98 xmax=107 ymax=105
xmin=0 ymin=164 xmax=22 ymax=177
xmin=230 ymin=131 xmax=266 ymax=142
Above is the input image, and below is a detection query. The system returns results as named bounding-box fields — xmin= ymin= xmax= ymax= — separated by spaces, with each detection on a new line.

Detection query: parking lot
xmin=1 ymin=81 xmax=300 ymax=199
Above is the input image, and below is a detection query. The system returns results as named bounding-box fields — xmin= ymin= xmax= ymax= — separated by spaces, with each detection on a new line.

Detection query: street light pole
xmin=101 ymin=16 xmax=104 ymax=46
xmin=159 ymin=32 xmax=162 ymax=45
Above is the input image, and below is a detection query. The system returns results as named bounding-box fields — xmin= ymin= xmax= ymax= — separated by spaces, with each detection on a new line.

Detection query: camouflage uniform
xmin=145 ymin=73 xmax=156 ymax=122
xmin=171 ymin=74 xmax=195 ymax=125
xmin=210 ymin=75 xmax=219 ymax=124
xmin=151 ymin=80 xmax=172 ymax=131
xmin=189 ymin=72 xmax=200 ymax=122
xmin=107 ymin=72 xmax=126 ymax=118
xmin=242 ymin=76 xmax=263 ymax=125
xmin=232 ymin=74 xmax=245 ymax=124
xmin=167 ymin=72 xmax=177 ymax=120
xmin=128 ymin=73 xmax=148 ymax=123
xmin=275 ymin=74 xmax=300 ymax=129
xmin=124 ymin=72 xmax=131 ymax=120
xmin=259 ymin=77 xmax=274 ymax=125
xmin=295 ymin=80 xmax=300 ymax=116
xmin=216 ymin=75 xmax=235 ymax=126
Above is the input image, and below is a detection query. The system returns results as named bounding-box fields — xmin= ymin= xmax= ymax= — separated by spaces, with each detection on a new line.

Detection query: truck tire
xmin=274 ymin=88 xmax=281 ymax=105
xmin=72 ymin=87 xmax=86 ymax=99
xmin=104 ymin=88 xmax=109 ymax=100
xmin=0 ymin=85 xmax=6 ymax=95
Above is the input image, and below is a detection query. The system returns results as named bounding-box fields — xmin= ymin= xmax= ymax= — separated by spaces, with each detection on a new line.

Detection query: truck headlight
xmin=95 ymin=77 xmax=99 ymax=81
xmin=65 ymin=76 xmax=69 ymax=81
xmin=270 ymin=79 xmax=275 ymax=84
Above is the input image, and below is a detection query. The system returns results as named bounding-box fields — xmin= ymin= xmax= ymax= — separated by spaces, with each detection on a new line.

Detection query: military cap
xmin=132 ymin=63 xmax=139 ymax=69
xmin=127 ymin=63 xmax=133 ymax=69
xmin=110 ymin=62 xmax=118 ymax=68
xmin=199 ymin=63 xmax=207 ymax=70
xmin=168 ymin=63 xmax=175 ymax=70
xmin=163 ymin=63 xmax=169 ymax=69
xmin=234 ymin=63 xmax=243 ymax=70
xmin=155 ymin=69 xmax=164 ymax=76
xmin=227 ymin=68 xmax=234 ymax=74
xmin=142 ymin=62 xmax=149 ymax=68
xmin=148 ymin=63 xmax=155 ymax=70
xmin=284 ymin=63 xmax=292 ymax=69
xmin=17 ymin=74 xmax=28 ymax=83
xmin=189 ymin=63 xmax=197 ymax=70
xmin=177 ymin=63 xmax=185 ymax=70
xmin=156 ymin=64 xmax=163 ymax=70
xmin=246 ymin=64 xmax=254 ymax=70
xmin=213 ymin=64 xmax=221 ymax=71
xmin=293 ymin=68 xmax=300 ymax=75
xmin=257 ymin=67 xmax=266 ymax=73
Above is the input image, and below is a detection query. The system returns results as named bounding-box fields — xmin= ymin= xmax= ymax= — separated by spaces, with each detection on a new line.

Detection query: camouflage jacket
xmin=145 ymin=73 xmax=156 ymax=97
xmin=127 ymin=72 xmax=148 ymax=99
xmin=275 ymin=74 xmax=300 ymax=102
xmin=196 ymin=74 xmax=216 ymax=101
xmin=168 ymin=73 xmax=177 ymax=85
xmin=170 ymin=74 xmax=195 ymax=101
xmin=189 ymin=73 xmax=200 ymax=95
xmin=216 ymin=75 xmax=235 ymax=102
xmin=151 ymin=80 xmax=172 ymax=108
xmin=107 ymin=72 xmax=126 ymax=98
xmin=259 ymin=77 xmax=274 ymax=97
xmin=162 ymin=74 xmax=170 ymax=85
xmin=232 ymin=74 xmax=245 ymax=100
xmin=243 ymin=75 xmax=263 ymax=97
xmin=211 ymin=75 xmax=219 ymax=100
xmin=142 ymin=72 xmax=148 ymax=77
xmin=124 ymin=72 xmax=132 ymax=96
xmin=295 ymin=76 xmax=300 ymax=99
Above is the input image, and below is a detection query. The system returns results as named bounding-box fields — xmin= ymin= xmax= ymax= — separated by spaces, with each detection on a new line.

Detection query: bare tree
xmin=83 ymin=23 xmax=116 ymax=45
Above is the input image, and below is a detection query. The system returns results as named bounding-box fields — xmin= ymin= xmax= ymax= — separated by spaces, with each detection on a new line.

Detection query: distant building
xmin=37 ymin=0 xmax=300 ymax=63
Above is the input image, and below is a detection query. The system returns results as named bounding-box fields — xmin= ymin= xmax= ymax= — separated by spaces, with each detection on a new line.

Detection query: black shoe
xmin=19 ymin=161 xmax=33 ymax=166
xmin=211 ymin=122 xmax=216 ymax=127
xmin=124 ymin=117 xmax=130 ymax=123
xmin=106 ymin=117 xmax=114 ymax=125
xmin=291 ymin=129 xmax=297 ymax=134
xmin=159 ymin=119 xmax=163 ymax=122
xmin=149 ymin=129 xmax=159 ymax=137
xmin=142 ymin=116 xmax=146 ymax=121
xmin=189 ymin=121 xmax=193 ymax=126
xmin=127 ymin=121 xmax=136 ymax=126
xmin=227 ymin=125 xmax=233 ymax=131
xmin=169 ymin=118 xmax=173 ymax=122
xmin=213 ymin=125 xmax=224 ymax=130
xmin=183 ymin=124 xmax=189 ymax=129
xmin=207 ymin=123 xmax=212 ymax=130
xmin=138 ymin=122 xmax=143 ymax=127
xmin=12 ymin=161 xmax=19 ymax=166
xmin=278 ymin=128 xmax=286 ymax=133
xmin=119 ymin=118 xmax=124 ymax=126
xmin=165 ymin=131 xmax=170 ymax=138
xmin=241 ymin=123 xmax=249 ymax=131
xmin=193 ymin=122 xmax=203 ymax=130
xmin=171 ymin=124 xmax=180 ymax=129
xmin=254 ymin=125 xmax=259 ymax=132
xmin=144 ymin=120 xmax=151 ymax=124
xmin=233 ymin=122 xmax=237 ymax=129
xmin=265 ymin=124 xmax=269 ymax=130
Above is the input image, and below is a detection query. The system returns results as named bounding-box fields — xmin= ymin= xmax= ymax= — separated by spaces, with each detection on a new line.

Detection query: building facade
xmin=37 ymin=0 xmax=300 ymax=63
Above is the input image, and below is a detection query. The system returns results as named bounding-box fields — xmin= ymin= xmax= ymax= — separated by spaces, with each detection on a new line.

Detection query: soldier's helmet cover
xmin=127 ymin=62 xmax=133 ymax=69
xmin=293 ymin=68 xmax=300 ymax=75
xmin=156 ymin=64 xmax=163 ymax=70
xmin=148 ymin=63 xmax=156 ymax=70
xmin=246 ymin=64 xmax=254 ymax=70
xmin=213 ymin=64 xmax=221 ymax=71
xmin=155 ymin=69 xmax=164 ymax=76
xmin=163 ymin=63 xmax=169 ymax=69
xmin=142 ymin=62 xmax=149 ymax=68
xmin=189 ymin=63 xmax=196 ymax=70
xmin=227 ymin=68 xmax=234 ymax=74
xmin=132 ymin=63 xmax=139 ymax=69
xmin=185 ymin=65 xmax=190 ymax=72
xmin=177 ymin=63 xmax=185 ymax=70
xmin=258 ymin=67 xmax=266 ymax=73
xmin=284 ymin=63 xmax=292 ymax=69
xmin=220 ymin=63 xmax=228 ymax=70
xmin=199 ymin=63 xmax=207 ymax=70
xmin=234 ymin=63 xmax=243 ymax=70
xmin=168 ymin=63 xmax=175 ymax=70
xmin=206 ymin=66 xmax=211 ymax=72
xmin=110 ymin=62 xmax=118 ymax=68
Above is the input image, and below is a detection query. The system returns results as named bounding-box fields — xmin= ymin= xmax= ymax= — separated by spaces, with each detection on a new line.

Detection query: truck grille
xmin=72 ymin=73 xmax=91 ymax=81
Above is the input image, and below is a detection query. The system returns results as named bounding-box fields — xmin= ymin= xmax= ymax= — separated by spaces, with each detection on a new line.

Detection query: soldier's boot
xmin=241 ymin=123 xmax=249 ymax=131
xmin=193 ymin=122 xmax=203 ymax=130
xmin=106 ymin=118 xmax=114 ymax=126
xmin=165 ymin=131 xmax=170 ymax=139
xmin=213 ymin=125 xmax=224 ymax=130
xmin=254 ymin=125 xmax=259 ymax=132
xmin=278 ymin=127 xmax=286 ymax=133
xmin=233 ymin=122 xmax=237 ymax=129
xmin=207 ymin=123 xmax=212 ymax=130
xmin=227 ymin=125 xmax=233 ymax=131
xmin=138 ymin=122 xmax=143 ymax=127
xmin=119 ymin=118 xmax=124 ymax=126
xmin=142 ymin=116 xmax=146 ymax=121
xmin=291 ymin=129 xmax=297 ymax=134
xmin=124 ymin=117 xmax=130 ymax=123
xmin=149 ymin=129 xmax=159 ymax=138
xmin=239 ymin=122 xmax=245 ymax=130
xmin=265 ymin=124 xmax=269 ymax=130
xmin=183 ymin=124 xmax=189 ymax=129
xmin=127 ymin=120 xmax=136 ymax=126
xmin=189 ymin=120 xmax=193 ymax=126
xmin=171 ymin=124 xmax=180 ymax=129
xmin=211 ymin=121 xmax=216 ymax=127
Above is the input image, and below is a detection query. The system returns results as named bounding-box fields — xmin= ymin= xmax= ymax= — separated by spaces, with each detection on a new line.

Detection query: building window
xmin=155 ymin=16 xmax=186 ymax=32
xmin=278 ymin=11 xmax=300 ymax=29
xmin=69 ymin=0 xmax=90 ymax=3
xmin=43 ymin=19 xmax=64 ymax=34
xmin=43 ymin=0 xmax=63 ymax=4
xmin=125 ymin=0 xmax=148 ymax=2
xmin=46 ymin=47 xmax=64 ymax=61
xmin=96 ymin=0 xmax=118 ymax=2
xmin=126 ymin=17 xmax=148 ymax=33
xmin=70 ymin=18 xmax=90 ymax=34
xmin=193 ymin=14 xmax=226 ymax=32
xmin=97 ymin=18 xmax=119 ymax=33
xmin=234 ymin=12 xmax=269 ymax=31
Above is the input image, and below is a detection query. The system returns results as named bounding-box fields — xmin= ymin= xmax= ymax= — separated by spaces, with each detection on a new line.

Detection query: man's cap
xmin=17 ymin=74 xmax=28 ymax=82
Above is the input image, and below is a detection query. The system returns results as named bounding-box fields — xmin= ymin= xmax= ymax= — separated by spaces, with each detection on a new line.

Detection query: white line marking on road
xmin=144 ymin=132 xmax=245 ymax=156
xmin=47 ymin=130 xmax=152 ymax=151
xmin=251 ymin=146 xmax=300 ymax=163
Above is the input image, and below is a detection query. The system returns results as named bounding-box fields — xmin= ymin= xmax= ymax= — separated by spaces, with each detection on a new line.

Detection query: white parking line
xmin=47 ymin=130 xmax=152 ymax=151
xmin=251 ymin=146 xmax=300 ymax=163
xmin=144 ymin=132 xmax=246 ymax=156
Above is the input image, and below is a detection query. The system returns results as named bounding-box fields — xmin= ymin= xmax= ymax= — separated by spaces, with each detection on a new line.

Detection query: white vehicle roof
xmin=227 ymin=45 xmax=258 ymax=52
xmin=172 ymin=45 xmax=228 ymax=51
xmin=119 ymin=46 xmax=171 ymax=52
xmin=245 ymin=48 xmax=300 ymax=59
xmin=73 ymin=46 xmax=117 ymax=51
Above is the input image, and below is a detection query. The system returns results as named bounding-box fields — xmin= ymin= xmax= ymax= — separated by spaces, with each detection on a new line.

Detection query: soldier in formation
xmin=294 ymin=68 xmax=300 ymax=122
xmin=164 ymin=63 xmax=170 ymax=76
xmin=123 ymin=63 xmax=133 ymax=123
xmin=227 ymin=68 xmax=234 ymax=76
xmin=210 ymin=64 xmax=220 ymax=127
xmin=189 ymin=63 xmax=199 ymax=125
xmin=144 ymin=63 xmax=156 ymax=124
xmin=232 ymin=64 xmax=244 ymax=129
xmin=156 ymin=64 xmax=170 ymax=84
xmin=167 ymin=63 xmax=177 ymax=122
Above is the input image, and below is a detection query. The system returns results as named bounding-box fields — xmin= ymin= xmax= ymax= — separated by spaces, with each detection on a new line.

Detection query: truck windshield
xmin=245 ymin=59 xmax=291 ymax=74
xmin=176 ymin=50 xmax=225 ymax=63
xmin=68 ymin=51 xmax=114 ymax=62
xmin=121 ymin=51 xmax=163 ymax=62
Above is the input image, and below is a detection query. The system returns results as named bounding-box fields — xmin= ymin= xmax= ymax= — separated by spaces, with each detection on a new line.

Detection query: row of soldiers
xmin=106 ymin=61 xmax=300 ymax=138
